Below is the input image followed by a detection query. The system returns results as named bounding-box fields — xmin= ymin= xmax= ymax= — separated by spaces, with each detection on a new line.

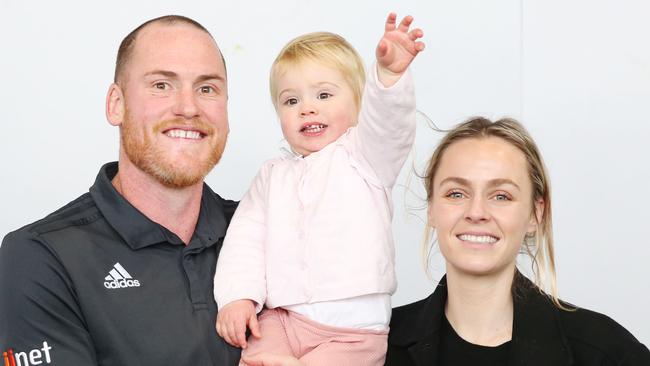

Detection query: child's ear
xmin=106 ymin=83 xmax=125 ymax=126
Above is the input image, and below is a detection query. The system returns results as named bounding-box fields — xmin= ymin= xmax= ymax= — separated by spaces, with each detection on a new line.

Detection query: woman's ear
xmin=106 ymin=83 xmax=125 ymax=126
xmin=527 ymin=198 xmax=544 ymax=234
xmin=427 ymin=206 xmax=436 ymax=229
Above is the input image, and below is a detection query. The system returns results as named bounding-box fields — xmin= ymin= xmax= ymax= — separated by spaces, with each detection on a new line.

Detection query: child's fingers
xmin=223 ymin=320 xmax=239 ymax=347
xmin=236 ymin=321 xmax=248 ymax=348
xmin=249 ymin=312 xmax=262 ymax=338
xmin=398 ymin=15 xmax=414 ymax=33
xmin=384 ymin=12 xmax=397 ymax=32
xmin=216 ymin=319 xmax=223 ymax=337
xmin=409 ymin=28 xmax=424 ymax=41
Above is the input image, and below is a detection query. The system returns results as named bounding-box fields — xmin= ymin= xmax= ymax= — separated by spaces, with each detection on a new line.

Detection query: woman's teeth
xmin=457 ymin=234 xmax=498 ymax=244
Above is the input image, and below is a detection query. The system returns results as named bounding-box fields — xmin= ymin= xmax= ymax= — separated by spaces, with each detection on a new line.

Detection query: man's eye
xmin=153 ymin=82 xmax=168 ymax=90
xmin=200 ymin=86 xmax=214 ymax=94
xmin=318 ymin=92 xmax=332 ymax=100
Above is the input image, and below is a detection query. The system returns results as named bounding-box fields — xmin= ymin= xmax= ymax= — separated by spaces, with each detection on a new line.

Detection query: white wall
xmin=1 ymin=0 xmax=648 ymax=343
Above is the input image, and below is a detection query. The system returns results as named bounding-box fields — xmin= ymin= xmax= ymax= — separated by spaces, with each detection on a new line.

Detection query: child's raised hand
xmin=216 ymin=299 xmax=261 ymax=348
xmin=376 ymin=12 xmax=425 ymax=87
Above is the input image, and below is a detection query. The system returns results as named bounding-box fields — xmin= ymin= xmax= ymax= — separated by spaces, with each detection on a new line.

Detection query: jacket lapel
xmin=508 ymin=272 xmax=574 ymax=366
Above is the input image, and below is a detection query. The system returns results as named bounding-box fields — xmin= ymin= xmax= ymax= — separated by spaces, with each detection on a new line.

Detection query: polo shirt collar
xmin=390 ymin=272 xmax=574 ymax=366
xmin=89 ymin=162 xmax=227 ymax=250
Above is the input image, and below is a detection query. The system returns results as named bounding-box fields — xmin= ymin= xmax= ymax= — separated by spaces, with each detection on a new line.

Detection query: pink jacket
xmin=214 ymin=67 xmax=416 ymax=310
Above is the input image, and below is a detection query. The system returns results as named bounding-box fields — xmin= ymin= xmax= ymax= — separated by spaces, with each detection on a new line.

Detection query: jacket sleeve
xmin=349 ymin=64 xmax=417 ymax=188
xmin=213 ymin=163 xmax=270 ymax=313
xmin=0 ymin=230 xmax=99 ymax=365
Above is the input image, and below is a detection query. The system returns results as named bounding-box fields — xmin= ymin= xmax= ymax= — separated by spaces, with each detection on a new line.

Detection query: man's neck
xmin=112 ymin=160 xmax=203 ymax=245
xmin=444 ymin=266 xmax=516 ymax=347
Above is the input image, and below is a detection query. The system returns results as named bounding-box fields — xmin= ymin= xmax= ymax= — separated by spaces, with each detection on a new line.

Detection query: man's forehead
xmin=134 ymin=22 xmax=218 ymax=52
xmin=128 ymin=22 xmax=225 ymax=75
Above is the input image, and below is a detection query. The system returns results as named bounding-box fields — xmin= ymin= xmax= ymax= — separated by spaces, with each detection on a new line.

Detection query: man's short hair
xmin=113 ymin=15 xmax=225 ymax=84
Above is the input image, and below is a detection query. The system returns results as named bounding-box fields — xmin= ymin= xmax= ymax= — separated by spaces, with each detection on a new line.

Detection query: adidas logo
xmin=103 ymin=262 xmax=141 ymax=289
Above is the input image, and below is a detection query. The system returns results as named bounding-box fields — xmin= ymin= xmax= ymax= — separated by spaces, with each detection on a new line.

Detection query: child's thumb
xmin=249 ymin=313 xmax=262 ymax=338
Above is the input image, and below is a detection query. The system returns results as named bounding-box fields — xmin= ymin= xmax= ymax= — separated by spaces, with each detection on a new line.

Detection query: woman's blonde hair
xmin=423 ymin=117 xmax=564 ymax=307
xmin=269 ymin=32 xmax=366 ymax=110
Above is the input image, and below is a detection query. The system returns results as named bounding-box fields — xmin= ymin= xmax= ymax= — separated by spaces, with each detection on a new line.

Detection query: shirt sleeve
xmin=349 ymin=64 xmax=417 ymax=188
xmin=213 ymin=162 xmax=270 ymax=313
xmin=0 ymin=230 xmax=99 ymax=365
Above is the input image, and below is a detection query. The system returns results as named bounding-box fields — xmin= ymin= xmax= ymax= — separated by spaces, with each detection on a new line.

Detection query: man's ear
xmin=527 ymin=198 xmax=545 ymax=234
xmin=106 ymin=83 xmax=125 ymax=126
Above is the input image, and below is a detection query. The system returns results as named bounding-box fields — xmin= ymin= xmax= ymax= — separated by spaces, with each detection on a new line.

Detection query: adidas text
xmin=104 ymin=279 xmax=141 ymax=289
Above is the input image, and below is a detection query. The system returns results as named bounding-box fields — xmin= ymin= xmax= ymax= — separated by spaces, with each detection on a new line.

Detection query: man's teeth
xmin=303 ymin=124 xmax=325 ymax=133
xmin=458 ymin=234 xmax=498 ymax=244
xmin=166 ymin=129 xmax=201 ymax=139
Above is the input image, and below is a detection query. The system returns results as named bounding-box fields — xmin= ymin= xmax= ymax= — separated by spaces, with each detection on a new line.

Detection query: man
xmin=0 ymin=15 xmax=240 ymax=365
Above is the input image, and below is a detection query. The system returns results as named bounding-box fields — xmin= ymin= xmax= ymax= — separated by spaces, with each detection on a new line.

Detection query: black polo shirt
xmin=0 ymin=162 xmax=241 ymax=365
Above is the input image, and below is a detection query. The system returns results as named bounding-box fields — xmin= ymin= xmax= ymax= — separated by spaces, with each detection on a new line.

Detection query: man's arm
xmin=0 ymin=230 xmax=99 ymax=365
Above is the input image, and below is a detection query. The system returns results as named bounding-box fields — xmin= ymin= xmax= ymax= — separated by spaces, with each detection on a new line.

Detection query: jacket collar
xmin=389 ymin=272 xmax=574 ymax=366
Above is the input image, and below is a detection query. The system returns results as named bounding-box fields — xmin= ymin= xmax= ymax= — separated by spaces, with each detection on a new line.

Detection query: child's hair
xmin=269 ymin=32 xmax=366 ymax=110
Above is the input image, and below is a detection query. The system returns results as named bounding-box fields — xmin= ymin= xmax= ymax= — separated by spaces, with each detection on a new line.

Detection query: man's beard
xmin=121 ymin=111 xmax=227 ymax=188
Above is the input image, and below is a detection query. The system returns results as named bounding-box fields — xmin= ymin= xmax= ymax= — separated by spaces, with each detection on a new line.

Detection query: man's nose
xmin=173 ymin=88 xmax=200 ymax=119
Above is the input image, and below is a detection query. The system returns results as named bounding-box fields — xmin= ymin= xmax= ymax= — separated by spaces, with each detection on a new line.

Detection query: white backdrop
xmin=1 ymin=0 xmax=648 ymax=344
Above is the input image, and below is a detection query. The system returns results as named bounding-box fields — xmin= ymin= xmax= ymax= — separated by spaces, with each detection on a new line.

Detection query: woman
xmin=242 ymin=117 xmax=650 ymax=366
xmin=385 ymin=117 xmax=650 ymax=365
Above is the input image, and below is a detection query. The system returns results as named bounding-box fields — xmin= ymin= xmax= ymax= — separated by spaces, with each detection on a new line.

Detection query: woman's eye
xmin=153 ymin=82 xmax=168 ymax=90
xmin=318 ymin=92 xmax=332 ymax=100
xmin=447 ymin=191 xmax=464 ymax=199
xmin=494 ymin=193 xmax=511 ymax=201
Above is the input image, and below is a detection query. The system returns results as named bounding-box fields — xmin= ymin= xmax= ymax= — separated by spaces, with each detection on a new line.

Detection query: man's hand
xmin=216 ymin=299 xmax=261 ymax=348
xmin=376 ymin=12 xmax=425 ymax=87
xmin=243 ymin=352 xmax=305 ymax=366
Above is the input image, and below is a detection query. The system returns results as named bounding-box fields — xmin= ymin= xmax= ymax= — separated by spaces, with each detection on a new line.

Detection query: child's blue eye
xmin=318 ymin=92 xmax=332 ymax=100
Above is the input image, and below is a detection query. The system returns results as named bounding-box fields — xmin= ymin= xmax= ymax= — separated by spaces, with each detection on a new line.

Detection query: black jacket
xmin=386 ymin=273 xmax=650 ymax=365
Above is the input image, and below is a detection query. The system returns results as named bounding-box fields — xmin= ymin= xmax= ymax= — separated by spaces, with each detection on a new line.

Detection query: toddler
xmin=214 ymin=13 xmax=424 ymax=366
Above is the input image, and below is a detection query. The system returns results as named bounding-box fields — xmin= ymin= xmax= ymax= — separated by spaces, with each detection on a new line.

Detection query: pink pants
xmin=240 ymin=308 xmax=388 ymax=366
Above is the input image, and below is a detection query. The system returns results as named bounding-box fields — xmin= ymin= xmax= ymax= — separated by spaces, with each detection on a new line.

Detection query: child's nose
xmin=300 ymin=103 xmax=317 ymax=117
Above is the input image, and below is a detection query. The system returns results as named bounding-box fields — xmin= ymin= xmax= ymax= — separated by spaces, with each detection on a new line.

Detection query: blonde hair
xmin=423 ymin=117 xmax=564 ymax=308
xmin=269 ymin=32 xmax=365 ymax=110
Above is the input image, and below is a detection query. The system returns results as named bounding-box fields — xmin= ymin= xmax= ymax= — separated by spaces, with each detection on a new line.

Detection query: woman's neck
xmin=444 ymin=267 xmax=516 ymax=346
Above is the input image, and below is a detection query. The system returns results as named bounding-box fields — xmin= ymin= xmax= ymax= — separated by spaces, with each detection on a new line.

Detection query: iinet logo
xmin=3 ymin=341 xmax=52 ymax=366
xmin=104 ymin=262 xmax=141 ymax=289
